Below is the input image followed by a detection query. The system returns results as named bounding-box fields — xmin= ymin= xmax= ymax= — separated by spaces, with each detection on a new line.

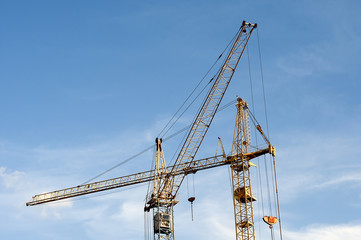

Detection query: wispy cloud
xmin=276 ymin=49 xmax=333 ymax=77
xmin=0 ymin=167 xmax=25 ymax=189
xmin=285 ymin=223 xmax=361 ymax=240
xmin=313 ymin=174 xmax=361 ymax=189
xmin=275 ymin=16 xmax=361 ymax=79
xmin=276 ymin=127 xmax=361 ymax=198
xmin=1 ymin=108 xmax=359 ymax=240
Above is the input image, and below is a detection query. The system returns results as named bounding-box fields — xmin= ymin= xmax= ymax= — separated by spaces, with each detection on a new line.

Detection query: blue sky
xmin=1 ymin=0 xmax=361 ymax=239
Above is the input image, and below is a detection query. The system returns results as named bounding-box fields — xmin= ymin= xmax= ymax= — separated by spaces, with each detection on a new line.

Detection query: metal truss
xmin=159 ymin=22 xmax=258 ymax=202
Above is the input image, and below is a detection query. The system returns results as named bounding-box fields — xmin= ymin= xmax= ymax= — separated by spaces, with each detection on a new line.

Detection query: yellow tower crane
xmin=26 ymin=21 xmax=281 ymax=240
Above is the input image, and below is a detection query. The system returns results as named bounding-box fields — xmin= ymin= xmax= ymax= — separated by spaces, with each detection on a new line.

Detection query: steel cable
xmin=158 ymin=28 xmax=242 ymax=139
xmin=81 ymin=99 xmax=237 ymax=185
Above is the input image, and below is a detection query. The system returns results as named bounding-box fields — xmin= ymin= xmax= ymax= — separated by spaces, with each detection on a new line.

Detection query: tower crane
xmin=26 ymin=21 xmax=281 ymax=240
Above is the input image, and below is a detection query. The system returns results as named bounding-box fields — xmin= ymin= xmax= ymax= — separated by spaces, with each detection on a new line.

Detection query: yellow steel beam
xmin=159 ymin=22 xmax=258 ymax=201
xmin=26 ymin=154 xmax=223 ymax=206
xmin=26 ymin=143 xmax=272 ymax=207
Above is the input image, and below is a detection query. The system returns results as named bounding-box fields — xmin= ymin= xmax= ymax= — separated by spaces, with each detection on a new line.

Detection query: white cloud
xmin=39 ymin=199 xmax=73 ymax=219
xmin=285 ymin=223 xmax=361 ymax=240
xmin=0 ymin=167 xmax=25 ymax=189
xmin=314 ymin=173 xmax=361 ymax=189
xmin=117 ymin=201 xmax=144 ymax=221
xmin=80 ymin=190 xmax=146 ymax=240
xmin=275 ymin=16 xmax=361 ymax=79
xmin=276 ymin=49 xmax=333 ymax=77
xmin=274 ymin=128 xmax=361 ymax=203
xmin=1 ymin=116 xmax=359 ymax=240
xmin=0 ymin=126 xmax=161 ymax=239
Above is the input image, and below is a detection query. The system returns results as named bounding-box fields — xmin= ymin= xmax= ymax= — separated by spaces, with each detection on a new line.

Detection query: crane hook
xmin=188 ymin=197 xmax=196 ymax=221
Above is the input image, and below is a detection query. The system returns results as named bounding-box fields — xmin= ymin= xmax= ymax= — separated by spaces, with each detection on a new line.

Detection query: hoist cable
xmin=186 ymin=174 xmax=190 ymax=199
xmin=160 ymin=71 xmax=216 ymax=139
xmin=264 ymin=155 xmax=273 ymax=215
xmin=192 ymin=174 xmax=195 ymax=197
xmin=167 ymin=66 xmax=220 ymax=166
xmin=82 ymin=99 xmax=237 ymax=185
xmin=219 ymin=98 xmax=237 ymax=111
xmin=166 ymin=81 xmax=214 ymax=166
xmin=247 ymin=44 xmax=264 ymax=240
xmin=158 ymin=28 xmax=242 ymax=138
xmin=157 ymin=71 xmax=210 ymax=138
xmin=246 ymin=46 xmax=255 ymax=117
xmin=160 ymin=47 xmax=227 ymax=140
xmin=255 ymin=30 xmax=273 ymax=215
xmin=145 ymin=144 xmax=157 ymax=205
xmin=270 ymin=155 xmax=278 ymax=219
xmin=257 ymin=28 xmax=281 ymax=237
xmin=84 ymin=28 xmax=243 ymax=184
xmin=165 ymin=80 xmax=233 ymax=167
xmin=271 ymin=227 xmax=275 ymax=240
xmin=144 ymin=212 xmax=146 ymax=240
xmin=82 ymin=145 xmax=155 ymax=185
xmin=256 ymin=28 xmax=270 ymax=140
xmin=272 ymin=156 xmax=283 ymax=240
xmin=246 ymin=43 xmax=266 ymax=214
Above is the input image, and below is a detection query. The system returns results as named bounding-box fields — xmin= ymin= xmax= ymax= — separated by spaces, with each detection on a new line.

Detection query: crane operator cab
xmin=154 ymin=212 xmax=172 ymax=234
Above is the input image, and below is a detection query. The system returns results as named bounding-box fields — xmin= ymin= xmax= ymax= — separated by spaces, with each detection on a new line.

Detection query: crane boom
xmin=26 ymin=154 xmax=227 ymax=206
xmin=159 ymin=21 xmax=257 ymax=200
xmin=26 ymin=146 xmax=271 ymax=206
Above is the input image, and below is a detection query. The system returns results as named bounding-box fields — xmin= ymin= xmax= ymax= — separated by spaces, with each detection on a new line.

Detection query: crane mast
xmin=231 ymin=98 xmax=256 ymax=240
xmin=146 ymin=138 xmax=175 ymax=240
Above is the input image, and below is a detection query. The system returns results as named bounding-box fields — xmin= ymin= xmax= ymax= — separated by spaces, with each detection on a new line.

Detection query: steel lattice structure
xmin=230 ymin=98 xmax=256 ymax=240
xmin=26 ymin=21 xmax=278 ymax=240
xmin=159 ymin=22 xmax=257 ymax=202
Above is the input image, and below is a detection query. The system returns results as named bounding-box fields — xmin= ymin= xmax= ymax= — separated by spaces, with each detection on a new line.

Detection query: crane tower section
xmin=145 ymin=138 xmax=176 ymax=240
xmin=229 ymin=98 xmax=256 ymax=240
